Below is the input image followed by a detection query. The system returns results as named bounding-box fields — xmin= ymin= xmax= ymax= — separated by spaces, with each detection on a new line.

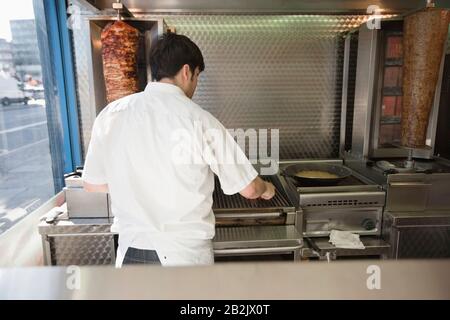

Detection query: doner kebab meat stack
xmin=401 ymin=8 xmax=450 ymax=148
xmin=101 ymin=20 xmax=140 ymax=103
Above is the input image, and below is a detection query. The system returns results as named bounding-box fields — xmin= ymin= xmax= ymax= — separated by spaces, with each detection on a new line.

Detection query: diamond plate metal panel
xmin=73 ymin=14 xmax=368 ymax=159
xmin=39 ymin=219 xmax=115 ymax=266
xmin=48 ymin=234 xmax=115 ymax=266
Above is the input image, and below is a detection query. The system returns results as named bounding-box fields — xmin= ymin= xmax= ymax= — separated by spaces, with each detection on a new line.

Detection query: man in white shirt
xmin=82 ymin=33 xmax=275 ymax=267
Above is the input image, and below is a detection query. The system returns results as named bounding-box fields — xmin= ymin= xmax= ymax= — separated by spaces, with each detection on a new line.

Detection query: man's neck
xmin=159 ymin=78 xmax=179 ymax=87
xmin=158 ymin=79 xmax=187 ymax=97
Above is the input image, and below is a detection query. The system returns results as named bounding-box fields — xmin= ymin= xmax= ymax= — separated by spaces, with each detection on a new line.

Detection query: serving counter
xmin=1 ymin=259 xmax=449 ymax=299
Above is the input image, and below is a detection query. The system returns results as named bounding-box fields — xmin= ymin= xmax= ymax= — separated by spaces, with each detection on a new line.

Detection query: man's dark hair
xmin=149 ymin=33 xmax=205 ymax=81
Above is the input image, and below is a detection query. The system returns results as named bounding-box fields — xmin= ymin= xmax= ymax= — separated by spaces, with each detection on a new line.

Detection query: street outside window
xmin=0 ymin=0 xmax=55 ymax=235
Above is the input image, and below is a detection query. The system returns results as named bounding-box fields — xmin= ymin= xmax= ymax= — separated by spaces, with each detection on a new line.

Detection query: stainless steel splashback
xmin=72 ymin=13 xmax=369 ymax=159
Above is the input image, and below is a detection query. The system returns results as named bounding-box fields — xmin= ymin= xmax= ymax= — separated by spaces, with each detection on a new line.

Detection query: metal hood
xmin=85 ymin=0 xmax=450 ymax=14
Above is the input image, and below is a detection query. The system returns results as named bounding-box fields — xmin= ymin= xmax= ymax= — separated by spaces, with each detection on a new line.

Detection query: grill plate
xmin=212 ymin=175 xmax=293 ymax=211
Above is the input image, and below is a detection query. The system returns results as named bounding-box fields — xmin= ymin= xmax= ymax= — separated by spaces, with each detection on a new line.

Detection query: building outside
xmin=10 ymin=19 xmax=42 ymax=82
xmin=0 ymin=39 xmax=14 ymax=74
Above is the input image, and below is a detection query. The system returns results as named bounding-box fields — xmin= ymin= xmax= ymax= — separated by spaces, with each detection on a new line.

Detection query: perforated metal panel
xmin=72 ymin=14 xmax=369 ymax=159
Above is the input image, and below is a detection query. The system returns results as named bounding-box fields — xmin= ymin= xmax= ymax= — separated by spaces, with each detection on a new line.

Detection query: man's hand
xmin=260 ymin=181 xmax=275 ymax=200
xmin=240 ymin=177 xmax=276 ymax=200
xmin=83 ymin=181 xmax=109 ymax=193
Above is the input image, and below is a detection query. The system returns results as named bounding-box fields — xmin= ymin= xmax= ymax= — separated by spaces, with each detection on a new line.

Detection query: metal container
xmin=64 ymin=172 xmax=111 ymax=219
xmin=64 ymin=187 xmax=111 ymax=219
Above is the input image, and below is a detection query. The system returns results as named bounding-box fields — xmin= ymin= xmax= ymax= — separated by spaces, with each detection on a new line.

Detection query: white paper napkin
xmin=329 ymin=230 xmax=365 ymax=249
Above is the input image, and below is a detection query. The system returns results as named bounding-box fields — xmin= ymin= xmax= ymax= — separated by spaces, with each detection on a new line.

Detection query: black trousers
xmin=122 ymin=247 xmax=161 ymax=265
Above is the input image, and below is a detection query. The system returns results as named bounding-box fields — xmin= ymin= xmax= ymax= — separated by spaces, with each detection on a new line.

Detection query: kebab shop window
xmin=0 ymin=1 xmax=68 ymax=239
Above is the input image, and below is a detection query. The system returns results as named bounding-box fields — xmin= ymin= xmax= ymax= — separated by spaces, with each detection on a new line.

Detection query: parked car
xmin=0 ymin=73 xmax=30 ymax=106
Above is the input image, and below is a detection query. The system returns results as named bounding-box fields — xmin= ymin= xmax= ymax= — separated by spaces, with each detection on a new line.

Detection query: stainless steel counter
xmin=39 ymin=217 xmax=303 ymax=265
xmin=1 ymin=259 xmax=450 ymax=299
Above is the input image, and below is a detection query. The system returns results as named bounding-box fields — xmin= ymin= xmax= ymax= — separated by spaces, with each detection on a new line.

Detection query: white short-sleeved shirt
xmin=82 ymin=82 xmax=258 ymax=267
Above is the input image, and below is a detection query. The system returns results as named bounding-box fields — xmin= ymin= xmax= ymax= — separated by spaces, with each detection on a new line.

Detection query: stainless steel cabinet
xmin=383 ymin=211 xmax=450 ymax=259
xmin=39 ymin=218 xmax=116 ymax=266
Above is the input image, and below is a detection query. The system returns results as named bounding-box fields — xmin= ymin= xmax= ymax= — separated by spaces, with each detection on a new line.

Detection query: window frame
xmin=35 ymin=0 xmax=82 ymax=191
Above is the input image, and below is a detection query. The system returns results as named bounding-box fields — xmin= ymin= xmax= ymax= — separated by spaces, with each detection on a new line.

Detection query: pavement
xmin=0 ymin=103 xmax=55 ymax=235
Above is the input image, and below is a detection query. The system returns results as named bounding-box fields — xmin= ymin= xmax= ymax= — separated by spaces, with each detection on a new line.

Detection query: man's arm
xmin=82 ymin=114 xmax=109 ymax=193
xmin=239 ymin=177 xmax=275 ymax=200
xmin=200 ymin=113 xmax=275 ymax=200
xmin=83 ymin=181 xmax=109 ymax=193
